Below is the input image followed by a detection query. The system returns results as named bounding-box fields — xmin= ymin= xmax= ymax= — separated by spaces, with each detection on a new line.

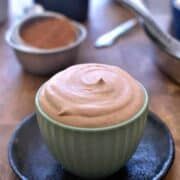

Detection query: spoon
xmin=95 ymin=18 xmax=138 ymax=48
xmin=119 ymin=0 xmax=180 ymax=58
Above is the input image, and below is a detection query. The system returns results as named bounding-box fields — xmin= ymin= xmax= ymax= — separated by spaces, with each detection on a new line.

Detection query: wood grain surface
xmin=0 ymin=0 xmax=180 ymax=179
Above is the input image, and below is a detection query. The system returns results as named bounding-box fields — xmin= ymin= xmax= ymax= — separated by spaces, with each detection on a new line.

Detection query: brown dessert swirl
xmin=39 ymin=64 xmax=145 ymax=128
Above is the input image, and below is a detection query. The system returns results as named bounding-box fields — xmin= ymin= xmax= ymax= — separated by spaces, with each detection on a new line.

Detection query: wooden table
xmin=0 ymin=0 xmax=180 ymax=179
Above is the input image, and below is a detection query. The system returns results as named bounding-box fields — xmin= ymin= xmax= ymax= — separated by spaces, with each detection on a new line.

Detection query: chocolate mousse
xmin=39 ymin=63 xmax=145 ymax=128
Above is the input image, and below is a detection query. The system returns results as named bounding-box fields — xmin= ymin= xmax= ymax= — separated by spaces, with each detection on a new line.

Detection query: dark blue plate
xmin=8 ymin=112 xmax=175 ymax=180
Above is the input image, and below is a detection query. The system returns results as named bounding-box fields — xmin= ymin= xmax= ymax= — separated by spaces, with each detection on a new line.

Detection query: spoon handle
xmin=120 ymin=0 xmax=177 ymax=49
xmin=95 ymin=18 xmax=138 ymax=48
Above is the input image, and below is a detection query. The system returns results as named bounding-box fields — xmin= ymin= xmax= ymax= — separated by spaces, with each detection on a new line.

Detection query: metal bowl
xmin=142 ymin=22 xmax=180 ymax=83
xmin=5 ymin=12 xmax=87 ymax=75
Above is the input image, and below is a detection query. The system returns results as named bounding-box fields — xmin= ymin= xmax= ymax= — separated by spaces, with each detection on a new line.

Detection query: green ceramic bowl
xmin=35 ymin=85 xmax=148 ymax=178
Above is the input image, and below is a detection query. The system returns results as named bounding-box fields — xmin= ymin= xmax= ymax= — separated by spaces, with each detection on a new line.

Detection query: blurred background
xmin=7 ymin=0 xmax=171 ymax=21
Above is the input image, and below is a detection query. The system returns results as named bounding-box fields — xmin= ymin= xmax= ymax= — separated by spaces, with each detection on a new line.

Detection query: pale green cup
xmin=35 ymin=85 xmax=148 ymax=178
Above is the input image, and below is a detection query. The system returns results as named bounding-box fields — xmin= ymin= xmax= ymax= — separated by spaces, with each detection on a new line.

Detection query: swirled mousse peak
xmin=39 ymin=64 xmax=145 ymax=128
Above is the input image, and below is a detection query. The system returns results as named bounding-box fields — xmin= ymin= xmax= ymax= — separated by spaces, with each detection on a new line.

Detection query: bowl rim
xmin=5 ymin=11 xmax=87 ymax=54
xmin=35 ymin=82 xmax=149 ymax=132
xmin=142 ymin=21 xmax=180 ymax=60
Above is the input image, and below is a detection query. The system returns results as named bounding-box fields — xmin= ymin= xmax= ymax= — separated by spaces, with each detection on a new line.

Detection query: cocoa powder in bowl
xmin=20 ymin=16 xmax=77 ymax=49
